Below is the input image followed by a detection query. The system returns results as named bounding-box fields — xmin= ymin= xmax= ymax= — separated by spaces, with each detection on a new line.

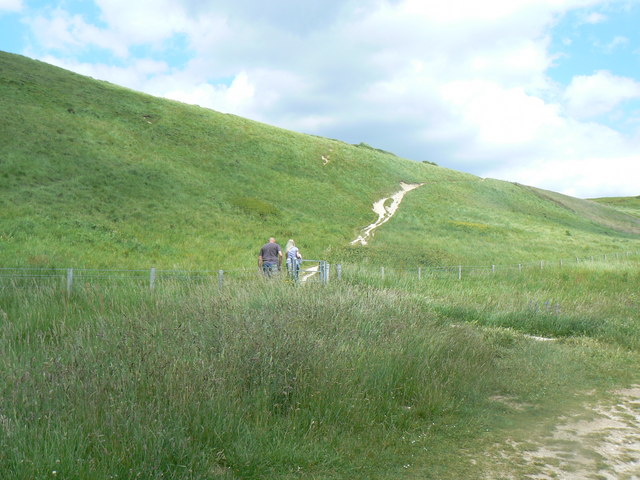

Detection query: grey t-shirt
xmin=260 ymin=242 xmax=281 ymax=263
xmin=287 ymin=246 xmax=299 ymax=261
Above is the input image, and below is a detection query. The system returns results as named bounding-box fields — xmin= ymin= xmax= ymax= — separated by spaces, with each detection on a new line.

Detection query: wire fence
xmin=0 ymin=259 xmax=330 ymax=293
xmin=335 ymin=250 xmax=640 ymax=282
xmin=0 ymin=250 xmax=638 ymax=292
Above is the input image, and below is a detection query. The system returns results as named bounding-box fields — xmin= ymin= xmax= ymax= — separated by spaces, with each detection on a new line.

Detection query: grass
xmin=2 ymin=50 xmax=640 ymax=271
xmin=2 ymin=258 xmax=639 ymax=479
xmin=2 ymin=50 xmax=640 ymax=479
xmin=592 ymin=195 xmax=640 ymax=219
xmin=338 ymin=255 xmax=640 ymax=349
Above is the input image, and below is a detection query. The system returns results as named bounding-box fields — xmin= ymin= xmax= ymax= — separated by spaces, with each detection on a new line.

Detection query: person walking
xmin=258 ymin=237 xmax=282 ymax=277
xmin=284 ymin=239 xmax=302 ymax=280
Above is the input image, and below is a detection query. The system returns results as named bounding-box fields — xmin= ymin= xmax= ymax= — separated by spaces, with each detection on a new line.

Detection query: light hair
xmin=285 ymin=239 xmax=295 ymax=254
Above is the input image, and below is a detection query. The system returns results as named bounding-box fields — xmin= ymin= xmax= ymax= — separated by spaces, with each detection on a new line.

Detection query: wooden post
xmin=492 ymin=264 xmax=495 ymax=274
xmin=458 ymin=265 xmax=462 ymax=280
xmin=381 ymin=266 xmax=385 ymax=280
xmin=418 ymin=267 xmax=422 ymax=281
xmin=66 ymin=268 xmax=73 ymax=295
xmin=218 ymin=270 xmax=224 ymax=289
xmin=337 ymin=263 xmax=342 ymax=280
xmin=540 ymin=260 xmax=544 ymax=270
xmin=518 ymin=264 xmax=522 ymax=273
xmin=150 ymin=267 xmax=156 ymax=290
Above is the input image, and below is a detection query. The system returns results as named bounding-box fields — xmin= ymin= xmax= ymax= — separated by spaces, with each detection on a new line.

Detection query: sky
xmin=1 ymin=0 xmax=640 ymax=198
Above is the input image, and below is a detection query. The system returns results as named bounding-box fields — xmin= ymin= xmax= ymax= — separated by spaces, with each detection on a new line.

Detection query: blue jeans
xmin=286 ymin=258 xmax=300 ymax=280
xmin=262 ymin=262 xmax=279 ymax=277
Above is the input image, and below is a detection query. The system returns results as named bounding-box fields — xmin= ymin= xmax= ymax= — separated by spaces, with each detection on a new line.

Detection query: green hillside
xmin=592 ymin=196 xmax=640 ymax=219
xmin=1 ymin=51 xmax=639 ymax=269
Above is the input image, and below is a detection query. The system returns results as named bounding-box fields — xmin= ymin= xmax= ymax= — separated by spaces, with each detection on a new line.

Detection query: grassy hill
xmin=3 ymin=50 xmax=640 ymax=480
xmin=592 ymin=195 xmax=640 ymax=219
xmin=1 ymin=50 xmax=639 ymax=270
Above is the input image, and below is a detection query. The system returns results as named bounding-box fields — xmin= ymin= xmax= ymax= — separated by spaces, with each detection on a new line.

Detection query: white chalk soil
xmin=351 ymin=182 xmax=424 ymax=246
xmin=300 ymin=264 xmax=319 ymax=282
xmin=485 ymin=386 xmax=640 ymax=479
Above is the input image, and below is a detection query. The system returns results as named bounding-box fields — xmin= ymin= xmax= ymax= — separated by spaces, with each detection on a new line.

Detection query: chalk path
xmin=486 ymin=386 xmax=640 ymax=479
xmin=350 ymin=182 xmax=424 ymax=246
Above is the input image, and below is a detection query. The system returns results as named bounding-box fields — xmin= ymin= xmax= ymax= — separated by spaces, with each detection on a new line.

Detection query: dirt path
xmin=487 ymin=386 xmax=640 ymax=479
xmin=350 ymin=182 xmax=424 ymax=246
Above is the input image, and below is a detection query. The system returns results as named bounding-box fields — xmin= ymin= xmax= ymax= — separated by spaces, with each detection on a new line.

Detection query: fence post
xmin=518 ymin=264 xmax=522 ymax=273
xmin=218 ymin=270 xmax=224 ymax=289
xmin=418 ymin=267 xmax=422 ymax=280
xmin=337 ymin=263 xmax=342 ymax=280
xmin=458 ymin=265 xmax=462 ymax=280
xmin=560 ymin=259 xmax=563 ymax=268
xmin=325 ymin=263 xmax=330 ymax=284
xmin=381 ymin=266 xmax=385 ymax=280
xmin=66 ymin=268 xmax=73 ymax=295
xmin=150 ymin=267 xmax=156 ymax=290
xmin=492 ymin=264 xmax=495 ymax=274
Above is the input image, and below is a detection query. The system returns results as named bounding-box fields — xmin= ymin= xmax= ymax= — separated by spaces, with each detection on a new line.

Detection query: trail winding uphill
xmin=350 ymin=182 xmax=424 ymax=246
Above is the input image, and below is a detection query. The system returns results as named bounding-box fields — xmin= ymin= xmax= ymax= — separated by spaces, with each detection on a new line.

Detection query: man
xmin=258 ymin=237 xmax=282 ymax=276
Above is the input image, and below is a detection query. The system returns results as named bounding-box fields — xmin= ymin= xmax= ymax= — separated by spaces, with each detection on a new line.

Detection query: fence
xmin=334 ymin=250 xmax=640 ymax=282
xmin=0 ymin=251 xmax=637 ymax=292
xmin=0 ymin=259 xmax=331 ymax=294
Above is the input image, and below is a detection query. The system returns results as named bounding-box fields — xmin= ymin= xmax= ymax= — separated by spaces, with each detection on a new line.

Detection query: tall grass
xmin=1 ymin=279 xmax=496 ymax=479
xmin=1 ymin=261 xmax=639 ymax=479
xmin=338 ymin=256 xmax=640 ymax=350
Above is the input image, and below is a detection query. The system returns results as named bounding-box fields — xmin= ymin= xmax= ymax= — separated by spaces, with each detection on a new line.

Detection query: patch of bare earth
xmin=486 ymin=386 xmax=640 ymax=479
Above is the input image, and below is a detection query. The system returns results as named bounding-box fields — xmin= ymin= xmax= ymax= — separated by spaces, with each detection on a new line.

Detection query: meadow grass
xmin=593 ymin=195 xmax=640 ymax=219
xmin=1 ymin=259 xmax=639 ymax=479
xmin=339 ymin=256 xmax=640 ymax=349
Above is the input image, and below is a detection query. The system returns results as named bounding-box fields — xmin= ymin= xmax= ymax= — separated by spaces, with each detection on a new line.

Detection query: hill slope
xmin=1 ymin=51 xmax=639 ymax=269
xmin=592 ymin=196 xmax=640 ymax=219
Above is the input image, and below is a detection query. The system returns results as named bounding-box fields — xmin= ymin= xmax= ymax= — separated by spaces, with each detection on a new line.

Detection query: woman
xmin=284 ymin=239 xmax=302 ymax=280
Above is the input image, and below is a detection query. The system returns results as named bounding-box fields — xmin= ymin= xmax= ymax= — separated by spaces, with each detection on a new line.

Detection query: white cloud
xmin=483 ymin=119 xmax=640 ymax=197
xmin=162 ymin=72 xmax=256 ymax=115
xmin=93 ymin=0 xmax=193 ymax=46
xmin=564 ymin=70 xmax=640 ymax=119
xmin=17 ymin=0 xmax=640 ymax=197
xmin=37 ymin=55 xmax=170 ymax=91
xmin=0 ymin=0 xmax=22 ymax=12
xmin=487 ymin=153 xmax=640 ymax=199
xmin=583 ymin=11 xmax=607 ymax=23
xmin=26 ymin=1 xmax=206 ymax=59
xmin=602 ymin=35 xmax=629 ymax=52
xmin=29 ymin=8 xmax=130 ymax=57
xmin=441 ymin=81 xmax=563 ymax=146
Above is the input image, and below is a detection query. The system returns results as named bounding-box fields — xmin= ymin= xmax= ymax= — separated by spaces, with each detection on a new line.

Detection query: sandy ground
xmin=487 ymin=386 xmax=640 ymax=479
xmin=350 ymin=182 xmax=424 ymax=246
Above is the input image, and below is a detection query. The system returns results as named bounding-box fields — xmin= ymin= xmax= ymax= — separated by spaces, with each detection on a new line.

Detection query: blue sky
xmin=1 ymin=0 xmax=640 ymax=198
